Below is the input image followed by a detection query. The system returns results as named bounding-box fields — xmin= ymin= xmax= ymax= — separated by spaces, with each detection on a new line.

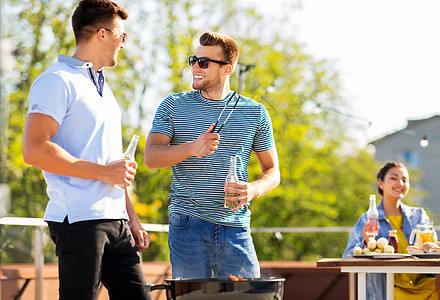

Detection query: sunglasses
xmin=188 ymin=55 xmax=228 ymax=69
xmin=98 ymin=28 xmax=127 ymax=43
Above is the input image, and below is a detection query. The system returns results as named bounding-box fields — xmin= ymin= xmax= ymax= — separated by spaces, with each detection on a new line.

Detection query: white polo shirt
xmin=27 ymin=55 xmax=127 ymax=223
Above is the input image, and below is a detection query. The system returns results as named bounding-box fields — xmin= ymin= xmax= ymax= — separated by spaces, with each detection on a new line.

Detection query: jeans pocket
xmin=169 ymin=213 xmax=191 ymax=230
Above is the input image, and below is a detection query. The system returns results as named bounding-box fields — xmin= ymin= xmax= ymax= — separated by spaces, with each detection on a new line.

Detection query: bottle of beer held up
xmin=114 ymin=134 xmax=139 ymax=189
xmin=224 ymin=155 xmax=239 ymax=209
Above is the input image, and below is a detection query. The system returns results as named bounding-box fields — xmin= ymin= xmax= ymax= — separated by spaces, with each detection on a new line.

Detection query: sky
xmin=259 ymin=0 xmax=440 ymax=145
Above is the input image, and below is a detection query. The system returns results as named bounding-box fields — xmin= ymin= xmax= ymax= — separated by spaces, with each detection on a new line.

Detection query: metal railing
xmin=4 ymin=217 xmax=438 ymax=300
xmin=0 ymin=217 xmax=170 ymax=300
xmin=0 ymin=217 xmax=356 ymax=300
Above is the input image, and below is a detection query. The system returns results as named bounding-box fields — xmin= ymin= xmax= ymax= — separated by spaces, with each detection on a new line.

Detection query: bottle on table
xmin=114 ymin=134 xmax=139 ymax=189
xmin=365 ymin=194 xmax=379 ymax=238
xmin=388 ymin=230 xmax=399 ymax=253
xmin=224 ymin=155 xmax=239 ymax=209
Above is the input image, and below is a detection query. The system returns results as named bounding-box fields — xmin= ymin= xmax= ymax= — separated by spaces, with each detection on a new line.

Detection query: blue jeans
xmin=168 ymin=213 xmax=260 ymax=278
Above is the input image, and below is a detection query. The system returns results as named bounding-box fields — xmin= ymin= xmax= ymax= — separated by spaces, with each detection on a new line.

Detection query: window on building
xmin=394 ymin=150 xmax=420 ymax=168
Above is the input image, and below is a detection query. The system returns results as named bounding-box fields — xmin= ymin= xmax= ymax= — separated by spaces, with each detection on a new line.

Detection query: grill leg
xmin=14 ymin=279 xmax=31 ymax=300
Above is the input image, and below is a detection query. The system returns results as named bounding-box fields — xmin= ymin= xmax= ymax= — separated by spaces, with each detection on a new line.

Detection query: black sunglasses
xmin=189 ymin=55 xmax=228 ymax=69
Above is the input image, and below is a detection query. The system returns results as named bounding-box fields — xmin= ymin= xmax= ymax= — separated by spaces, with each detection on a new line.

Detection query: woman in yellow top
xmin=344 ymin=161 xmax=439 ymax=299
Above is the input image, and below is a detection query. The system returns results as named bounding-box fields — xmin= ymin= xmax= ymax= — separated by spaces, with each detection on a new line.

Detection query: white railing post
xmin=34 ymin=225 xmax=44 ymax=300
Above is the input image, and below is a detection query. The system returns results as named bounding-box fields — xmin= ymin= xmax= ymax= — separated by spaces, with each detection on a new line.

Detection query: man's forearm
xmin=23 ymin=139 xmax=105 ymax=180
xmin=126 ymin=190 xmax=140 ymax=226
xmin=250 ymin=167 xmax=281 ymax=199
xmin=144 ymin=142 xmax=196 ymax=169
xmin=22 ymin=113 xmax=115 ymax=182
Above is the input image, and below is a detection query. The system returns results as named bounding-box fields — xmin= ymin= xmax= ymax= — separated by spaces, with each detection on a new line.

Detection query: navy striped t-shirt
xmin=150 ymin=90 xmax=275 ymax=226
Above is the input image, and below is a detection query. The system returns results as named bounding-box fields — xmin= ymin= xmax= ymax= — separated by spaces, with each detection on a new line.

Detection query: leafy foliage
xmin=2 ymin=0 xmax=385 ymax=263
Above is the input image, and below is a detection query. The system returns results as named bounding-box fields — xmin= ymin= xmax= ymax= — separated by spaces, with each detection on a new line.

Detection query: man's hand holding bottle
xmin=100 ymin=159 xmax=137 ymax=187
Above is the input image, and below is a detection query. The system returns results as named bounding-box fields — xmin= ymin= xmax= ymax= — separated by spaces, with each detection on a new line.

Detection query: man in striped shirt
xmin=144 ymin=32 xmax=280 ymax=278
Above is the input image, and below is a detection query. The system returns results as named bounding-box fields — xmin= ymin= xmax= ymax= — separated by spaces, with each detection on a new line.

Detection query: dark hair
xmin=72 ymin=0 xmax=128 ymax=43
xmin=376 ymin=161 xmax=407 ymax=196
xmin=199 ymin=32 xmax=239 ymax=69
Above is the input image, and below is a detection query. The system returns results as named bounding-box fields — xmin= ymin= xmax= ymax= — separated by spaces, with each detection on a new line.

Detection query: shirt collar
xmin=57 ymin=54 xmax=104 ymax=73
xmin=378 ymin=199 xmax=412 ymax=220
xmin=58 ymin=54 xmax=92 ymax=68
xmin=58 ymin=54 xmax=105 ymax=96
xmin=377 ymin=200 xmax=387 ymax=220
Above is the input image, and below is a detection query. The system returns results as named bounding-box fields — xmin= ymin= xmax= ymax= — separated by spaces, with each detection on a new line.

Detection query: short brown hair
xmin=72 ymin=0 xmax=128 ymax=43
xmin=376 ymin=161 xmax=407 ymax=196
xmin=199 ymin=32 xmax=239 ymax=70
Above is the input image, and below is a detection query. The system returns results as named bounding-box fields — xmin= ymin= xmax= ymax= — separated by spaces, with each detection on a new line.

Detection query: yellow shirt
xmin=388 ymin=215 xmax=437 ymax=299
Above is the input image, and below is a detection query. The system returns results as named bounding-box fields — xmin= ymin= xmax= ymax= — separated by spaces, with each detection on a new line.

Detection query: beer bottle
xmin=114 ymin=135 xmax=139 ymax=189
xmin=224 ymin=156 xmax=239 ymax=208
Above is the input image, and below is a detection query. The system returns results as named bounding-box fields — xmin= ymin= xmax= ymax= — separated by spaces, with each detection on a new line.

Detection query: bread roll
xmin=429 ymin=247 xmax=440 ymax=254
xmin=406 ymin=246 xmax=424 ymax=254
xmin=422 ymin=242 xmax=440 ymax=253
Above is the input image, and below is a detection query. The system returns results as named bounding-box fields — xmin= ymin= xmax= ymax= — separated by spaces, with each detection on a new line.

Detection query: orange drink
xmin=415 ymin=231 xmax=435 ymax=248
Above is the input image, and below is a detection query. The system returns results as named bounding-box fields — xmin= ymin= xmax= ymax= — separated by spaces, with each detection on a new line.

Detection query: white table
xmin=317 ymin=258 xmax=440 ymax=300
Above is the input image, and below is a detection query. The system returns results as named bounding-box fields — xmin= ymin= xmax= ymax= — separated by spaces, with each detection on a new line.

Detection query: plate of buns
xmin=407 ymin=241 xmax=440 ymax=258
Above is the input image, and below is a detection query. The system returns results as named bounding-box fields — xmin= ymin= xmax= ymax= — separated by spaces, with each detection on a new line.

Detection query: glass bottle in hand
xmin=114 ymin=134 xmax=139 ymax=189
xmin=224 ymin=155 xmax=239 ymax=208
xmin=365 ymin=194 xmax=379 ymax=237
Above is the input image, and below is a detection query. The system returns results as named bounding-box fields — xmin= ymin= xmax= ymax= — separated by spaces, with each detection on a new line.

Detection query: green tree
xmin=2 ymin=0 xmax=77 ymax=262
xmin=3 ymin=0 xmax=385 ymax=263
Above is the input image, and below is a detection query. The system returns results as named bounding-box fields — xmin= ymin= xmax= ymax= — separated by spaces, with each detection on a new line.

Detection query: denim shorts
xmin=168 ymin=213 xmax=260 ymax=278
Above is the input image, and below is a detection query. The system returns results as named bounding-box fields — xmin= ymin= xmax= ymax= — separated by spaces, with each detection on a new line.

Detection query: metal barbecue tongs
xmin=211 ymin=91 xmax=241 ymax=133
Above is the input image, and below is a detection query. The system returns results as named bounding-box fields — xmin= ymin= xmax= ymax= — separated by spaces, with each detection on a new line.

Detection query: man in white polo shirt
xmin=22 ymin=1 xmax=151 ymax=299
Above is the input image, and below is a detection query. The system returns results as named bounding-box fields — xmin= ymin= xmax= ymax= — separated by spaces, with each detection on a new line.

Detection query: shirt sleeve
xmin=343 ymin=214 xmax=367 ymax=258
xmin=253 ymin=104 xmax=275 ymax=152
xmin=27 ymin=73 xmax=69 ymax=126
xmin=149 ymin=95 xmax=175 ymax=139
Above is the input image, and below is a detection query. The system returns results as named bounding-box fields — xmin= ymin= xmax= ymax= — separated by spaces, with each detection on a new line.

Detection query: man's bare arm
xmin=23 ymin=113 xmax=136 ymax=187
xmin=144 ymin=124 xmax=220 ymax=169
xmin=249 ymin=147 xmax=281 ymax=198
xmin=225 ymin=147 xmax=280 ymax=211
